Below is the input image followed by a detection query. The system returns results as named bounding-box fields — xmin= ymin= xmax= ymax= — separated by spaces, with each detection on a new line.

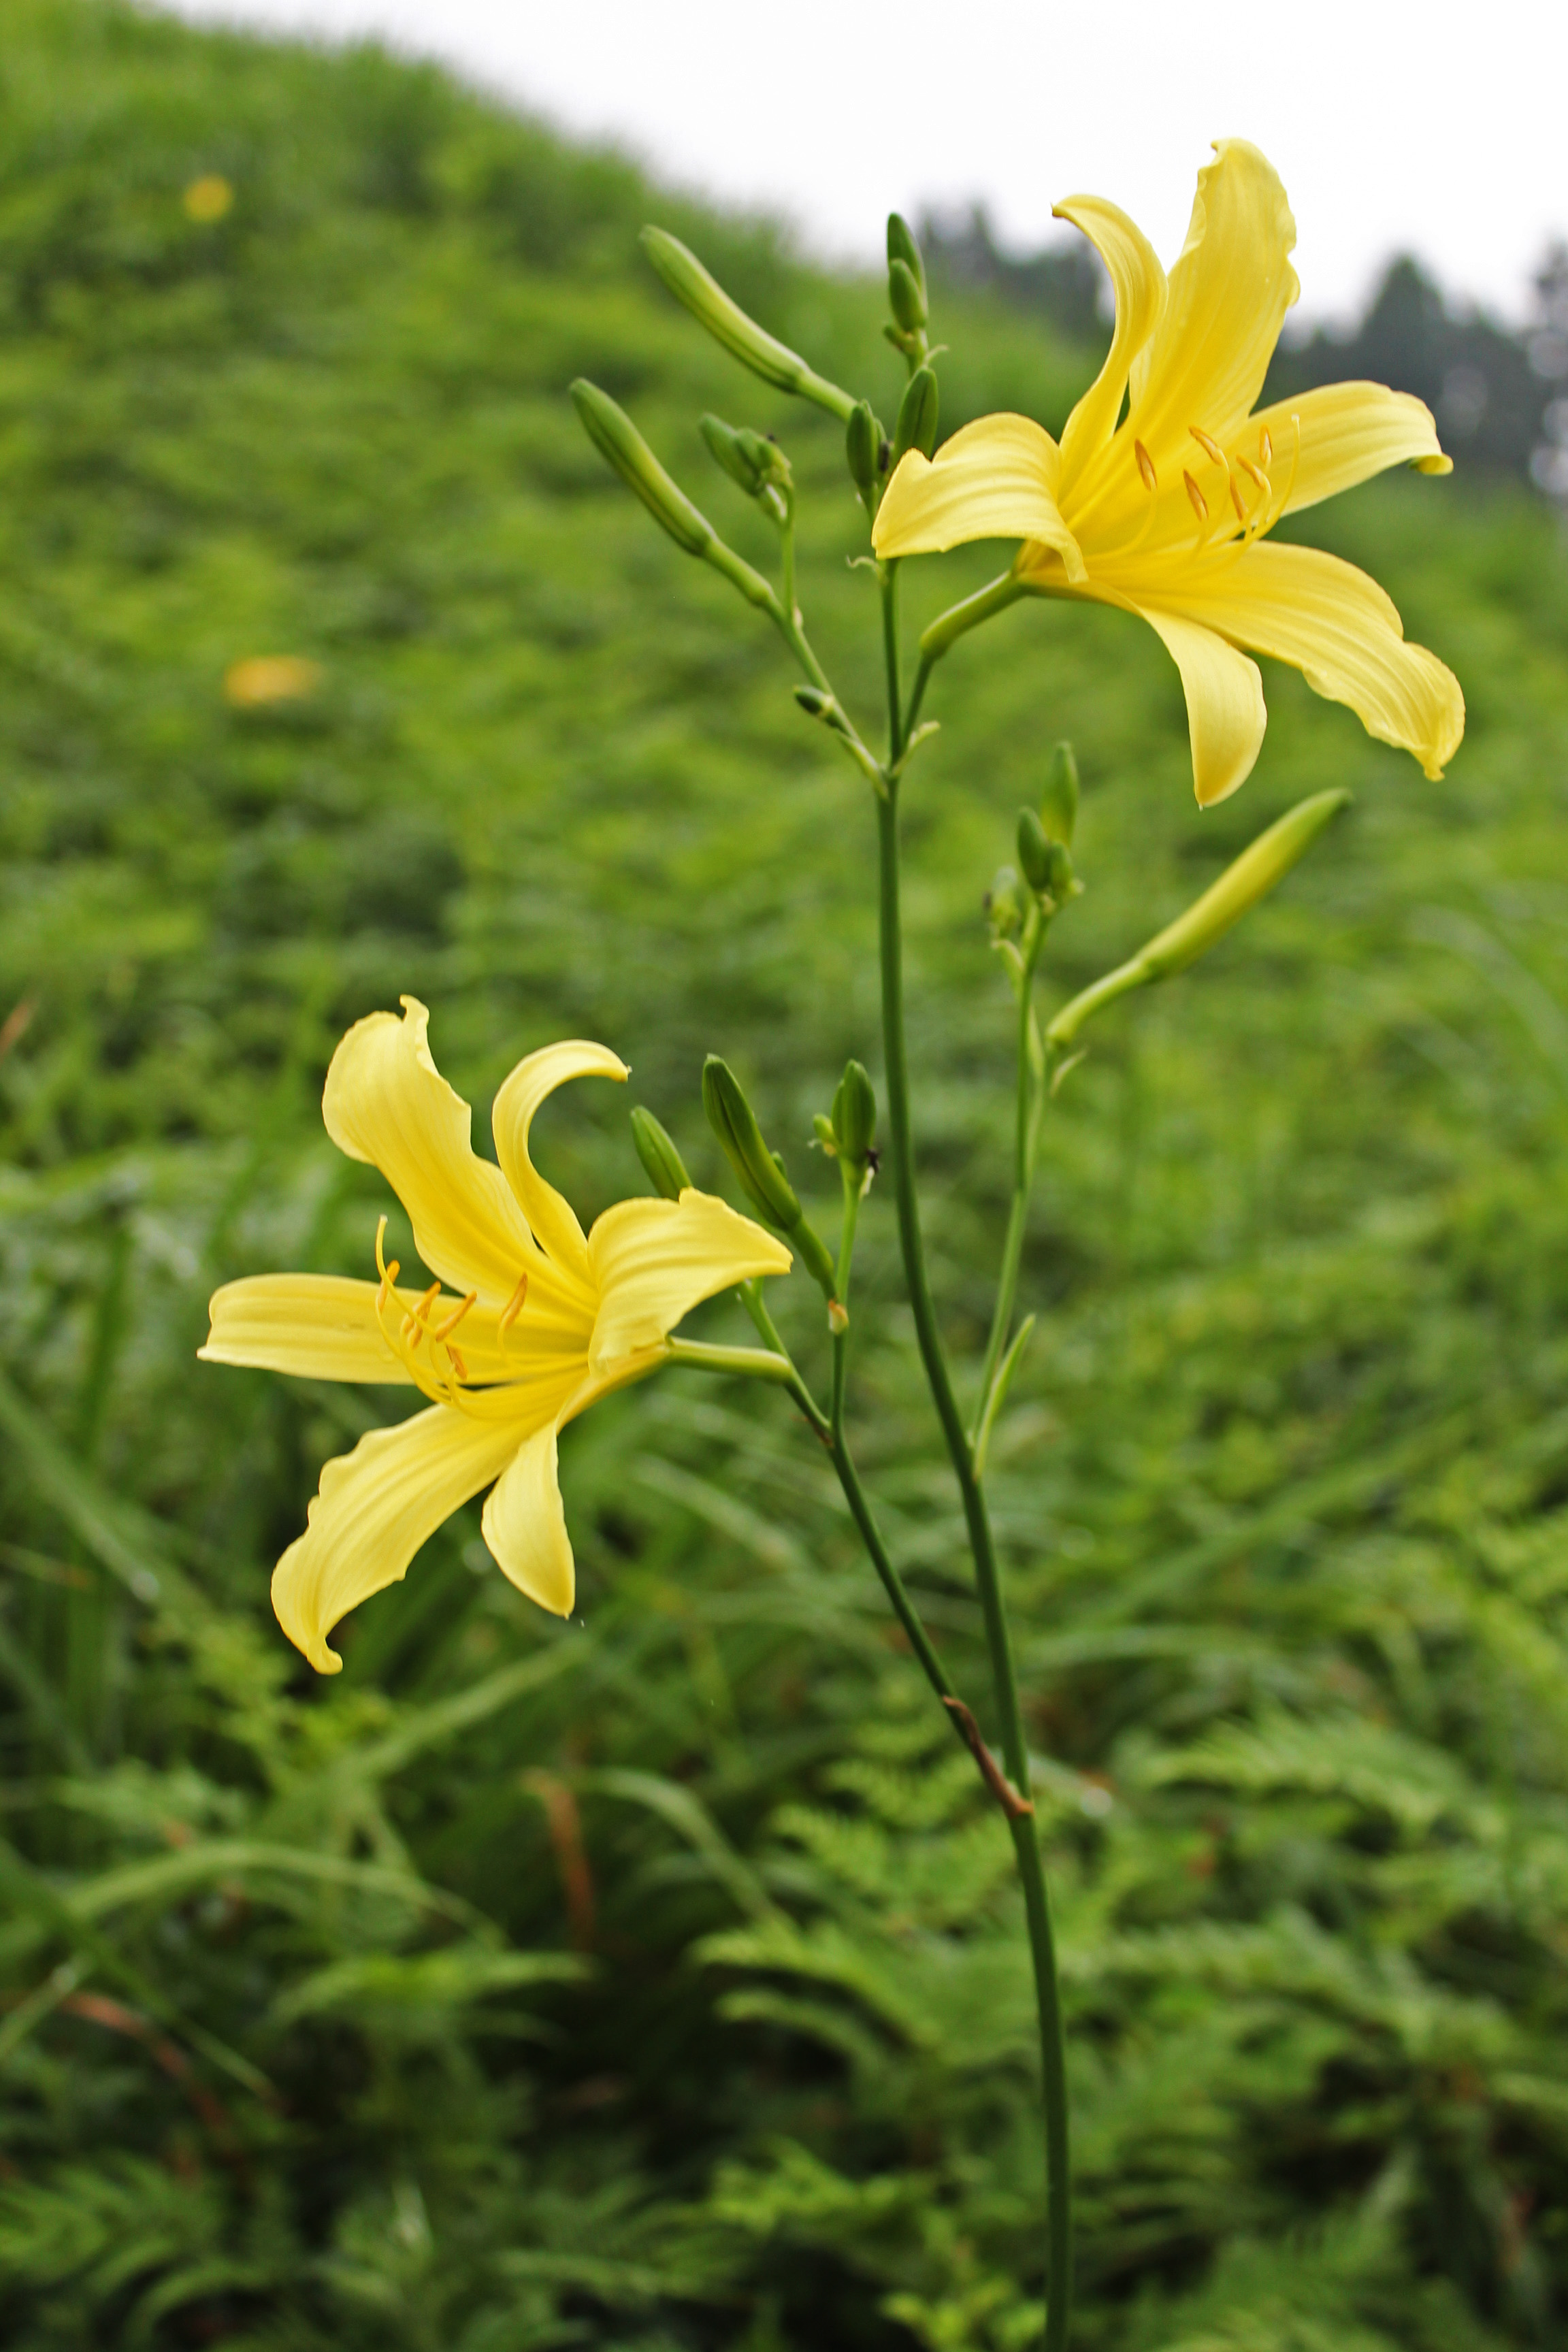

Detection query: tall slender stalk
xmin=877 ymin=566 xmax=1073 ymax=2351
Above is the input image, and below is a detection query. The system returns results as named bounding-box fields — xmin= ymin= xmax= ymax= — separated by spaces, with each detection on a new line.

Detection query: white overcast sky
xmin=162 ymin=0 xmax=1564 ymax=325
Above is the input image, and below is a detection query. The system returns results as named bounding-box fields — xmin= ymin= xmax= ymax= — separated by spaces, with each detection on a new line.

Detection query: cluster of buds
xmin=700 ymin=415 xmax=792 ymax=522
xmin=985 ymin=741 xmax=1083 ymax=953
xmin=846 ymin=218 xmax=939 ymax=520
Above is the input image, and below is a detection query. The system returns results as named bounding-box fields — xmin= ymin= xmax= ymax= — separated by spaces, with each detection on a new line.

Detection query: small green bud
xmin=846 ymin=399 xmax=881 ymax=508
xmin=985 ymin=866 xmax=1025 ymax=940
xmin=1045 ymin=840 xmax=1076 ymax=900
xmin=699 ymin=414 xmax=789 ymax=501
xmin=830 ymin=1059 xmax=877 ymax=1165
xmin=813 ymin=1111 xmax=838 ymax=1154
xmin=1016 ymin=806 xmax=1054 ymax=894
xmin=1040 ymin=740 xmax=1080 ymax=847
xmin=640 ymin=227 xmax=855 ymax=421
xmin=794 ymin=684 xmax=834 ymax=720
xmin=570 ymin=380 xmax=714 ymax=557
xmin=702 ymin=1056 xmax=800 ymax=1228
xmin=630 ymin=1106 xmax=690 ymax=1202
xmin=892 ymin=365 xmax=939 ymax=464
xmin=886 ymin=213 xmax=926 ymax=305
xmin=888 ymin=255 xmax=927 ymax=336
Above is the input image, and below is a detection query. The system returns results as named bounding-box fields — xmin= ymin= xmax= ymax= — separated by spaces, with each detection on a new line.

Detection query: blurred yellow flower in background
xmin=875 ymin=140 xmax=1464 ymax=806
xmin=201 ymin=998 xmax=790 ymax=1671
xmin=182 ymin=174 xmax=233 ymax=223
xmin=223 ymin=655 xmax=321 ymax=707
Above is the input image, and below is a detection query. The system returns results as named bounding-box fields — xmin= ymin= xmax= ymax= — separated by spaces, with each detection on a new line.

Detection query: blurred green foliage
xmin=4 ymin=5 xmax=1568 ymax=2347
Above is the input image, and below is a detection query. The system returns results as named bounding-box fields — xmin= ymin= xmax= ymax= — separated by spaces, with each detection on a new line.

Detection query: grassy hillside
xmin=3 ymin=5 xmax=1568 ymax=2347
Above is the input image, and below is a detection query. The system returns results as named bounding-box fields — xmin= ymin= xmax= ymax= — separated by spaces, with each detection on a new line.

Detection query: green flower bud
xmin=640 ymin=227 xmax=855 ymax=421
xmin=794 ymin=685 xmax=834 ymax=720
xmin=886 ymin=213 xmax=927 ymax=306
xmin=845 ymin=399 xmax=882 ymax=509
xmin=702 ymin=1056 xmax=801 ymax=1228
xmin=630 ymin=1106 xmax=690 ymax=1202
xmin=892 ymin=365 xmax=939 ymax=465
xmin=888 ymin=255 xmax=927 ymax=336
xmin=813 ymin=1111 xmax=838 ymax=1154
xmin=570 ymin=380 xmax=714 ymax=557
xmin=1016 ymin=806 xmax=1054 ymax=894
xmin=1045 ymin=789 xmax=1351 ymax=1059
xmin=1136 ymin=789 xmax=1350 ymax=981
xmin=830 ymin=1060 xmax=877 ymax=1165
xmin=1040 ymin=740 xmax=1080 ymax=847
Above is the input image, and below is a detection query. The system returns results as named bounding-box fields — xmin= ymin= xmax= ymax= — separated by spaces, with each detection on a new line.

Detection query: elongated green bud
xmin=888 ymin=256 xmax=927 ymax=336
xmin=640 ymin=227 xmax=856 ymax=421
xmin=830 ymin=1060 xmax=877 ymax=1165
xmin=570 ymin=380 xmax=713 ymax=555
xmin=630 ymin=1107 xmax=690 ymax=1202
xmin=1016 ymin=806 xmax=1054 ymax=894
xmin=886 ymin=213 xmax=926 ymax=305
xmin=702 ymin=1056 xmax=800 ymax=1228
xmin=1041 ymin=740 xmax=1079 ymax=847
xmin=1047 ymin=789 xmax=1351 ymax=1056
xmin=845 ymin=399 xmax=881 ymax=509
xmin=892 ymin=365 xmax=939 ymax=464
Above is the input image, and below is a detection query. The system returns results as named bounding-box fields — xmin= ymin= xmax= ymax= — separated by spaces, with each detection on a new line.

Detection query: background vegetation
xmin=3 ymin=5 xmax=1568 ymax=2345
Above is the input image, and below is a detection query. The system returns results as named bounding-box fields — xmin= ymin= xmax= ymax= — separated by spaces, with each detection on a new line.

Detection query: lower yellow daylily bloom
xmin=874 ymin=140 xmax=1465 ymax=807
xmin=201 ymin=997 xmax=789 ymax=1671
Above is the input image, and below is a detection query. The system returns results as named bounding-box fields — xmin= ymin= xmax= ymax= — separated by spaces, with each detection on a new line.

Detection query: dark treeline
xmin=921 ymin=203 xmax=1568 ymax=495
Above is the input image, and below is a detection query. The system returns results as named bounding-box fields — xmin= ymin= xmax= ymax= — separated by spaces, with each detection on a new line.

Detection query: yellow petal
xmin=491 ymin=1039 xmax=628 ymax=1288
xmin=873 ymin=415 xmax=1086 ymax=580
xmin=1154 ymin=540 xmax=1465 ymax=780
xmin=1055 ymin=195 xmax=1166 ymax=495
xmin=323 ymin=998 xmax=536 ymax=1307
xmin=1127 ymin=141 xmax=1298 ymax=468
xmin=1132 ymin=603 xmax=1268 ymax=807
xmin=480 ymin=1419 xmax=574 ymax=1616
xmin=272 ymin=1405 xmax=523 ymax=1673
xmin=586 ymin=1190 xmax=792 ymax=1375
xmin=199 ymin=1274 xmax=410 ymax=1384
xmin=1243 ymin=382 xmax=1452 ymax=517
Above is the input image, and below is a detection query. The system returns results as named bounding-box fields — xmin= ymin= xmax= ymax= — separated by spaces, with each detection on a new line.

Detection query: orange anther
xmin=1258 ymin=425 xmax=1273 ymax=468
xmin=1189 ymin=425 xmax=1226 ymax=470
xmin=1134 ymin=438 xmax=1158 ymax=494
xmin=497 ymin=1271 xmax=529 ymax=1339
xmin=1183 ymin=470 xmax=1209 ymax=523
xmin=432 ymin=1290 xmax=477 ymax=1344
xmin=402 ymin=1282 xmax=441 ymax=1348
xmin=445 ymin=1345 xmax=468 ymax=1382
xmin=1237 ymin=455 xmax=1269 ymax=493
xmin=1229 ymin=477 xmax=1247 ymax=523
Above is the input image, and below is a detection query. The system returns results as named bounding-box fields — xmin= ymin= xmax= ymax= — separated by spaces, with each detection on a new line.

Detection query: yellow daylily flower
xmin=873 ymin=140 xmax=1465 ymax=807
xmin=201 ymin=997 xmax=789 ymax=1672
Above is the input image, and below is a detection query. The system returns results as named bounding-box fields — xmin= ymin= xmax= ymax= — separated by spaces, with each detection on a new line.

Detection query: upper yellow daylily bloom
xmin=873 ymin=140 xmax=1465 ymax=807
xmin=201 ymin=997 xmax=789 ymax=1672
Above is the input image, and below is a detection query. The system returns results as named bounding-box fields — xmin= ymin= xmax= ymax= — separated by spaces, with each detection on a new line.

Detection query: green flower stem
xmin=781 ymin=486 xmax=799 ymax=630
xmin=877 ymin=570 xmax=1073 ymax=2352
xmin=975 ymin=932 xmax=1046 ymax=1439
xmin=904 ymin=570 xmax=1025 ymax=740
